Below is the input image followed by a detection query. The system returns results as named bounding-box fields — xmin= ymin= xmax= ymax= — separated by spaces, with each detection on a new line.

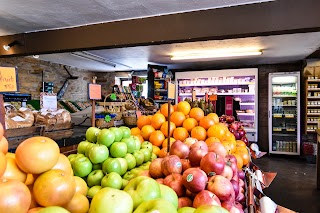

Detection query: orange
xmin=15 ymin=136 xmax=60 ymax=174
xmin=1 ymin=156 xmax=27 ymax=182
xmin=159 ymin=147 xmax=169 ymax=158
xmin=205 ymin=137 xmax=221 ymax=146
xmin=0 ymin=123 xmax=3 ymax=141
xmin=189 ymin=107 xmax=204 ymax=122
xmin=182 ymin=118 xmax=198 ymax=132
xmin=63 ymin=193 xmax=90 ymax=213
xmin=0 ymin=136 xmax=8 ymax=154
xmin=27 ymin=207 xmax=43 ymax=213
xmin=199 ymin=116 xmax=215 ymax=130
xmin=207 ymin=113 xmax=219 ymax=124
xmin=131 ymin=127 xmax=141 ymax=136
xmin=149 ymin=130 xmax=165 ymax=147
xmin=173 ymin=104 xmax=178 ymax=111
xmin=207 ymin=125 xmax=226 ymax=141
xmin=235 ymin=147 xmax=250 ymax=165
xmin=152 ymin=145 xmax=161 ymax=156
xmin=74 ymin=176 xmax=88 ymax=196
xmin=0 ymin=152 xmax=6 ymax=178
xmin=25 ymin=173 xmax=35 ymax=185
xmin=151 ymin=113 xmax=166 ymax=130
xmin=160 ymin=103 xmax=174 ymax=118
xmin=137 ymin=115 xmax=151 ymax=129
xmin=191 ymin=126 xmax=207 ymax=141
xmin=6 ymin=152 xmax=15 ymax=159
xmin=221 ymin=141 xmax=236 ymax=154
xmin=33 ymin=169 xmax=76 ymax=207
xmin=140 ymin=125 xmax=156 ymax=141
xmin=160 ymin=121 xmax=176 ymax=137
xmin=224 ymin=131 xmax=236 ymax=142
xmin=147 ymin=115 xmax=153 ymax=121
xmin=162 ymin=137 xmax=176 ymax=148
xmin=173 ymin=127 xmax=189 ymax=141
xmin=51 ymin=154 xmax=73 ymax=176
xmin=156 ymin=110 xmax=161 ymax=114
xmin=170 ymin=111 xmax=186 ymax=127
xmin=177 ymin=101 xmax=191 ymax=116
xmin=236 ymin=140 xmax=247 ymax=148
xmin=233 ymin=153 xmax=244 ymax=169
xmin=27 ymin=184 xmax=39 ymax=209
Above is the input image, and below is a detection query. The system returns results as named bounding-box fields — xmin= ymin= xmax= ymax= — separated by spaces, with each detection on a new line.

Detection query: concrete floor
xmin=253 ymin=156 xmax=320 ymax=213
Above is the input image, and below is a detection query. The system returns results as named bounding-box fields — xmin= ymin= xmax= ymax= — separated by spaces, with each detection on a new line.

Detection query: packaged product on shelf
xmin=4 ymin=104 xmax=35 ymax=129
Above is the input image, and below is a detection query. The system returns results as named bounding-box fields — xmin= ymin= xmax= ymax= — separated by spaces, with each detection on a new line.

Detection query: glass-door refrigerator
xmin=268 ymin=72 xmax=300 ymax=155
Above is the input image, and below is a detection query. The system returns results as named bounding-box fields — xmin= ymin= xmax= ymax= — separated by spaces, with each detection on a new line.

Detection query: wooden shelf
xmin=307 ymin=88 xmax=320 ymax=91
xmin=307 ymin=113 xmax=320 ymax=116
xmin=307 ymin=96 xmax=320 ymax=99
xmin=307 ymin=79 xmax=320 ymax=82
xmin=307 ymin=121 xmax=319 ymax=124
xmin=307 ymin=105 xmax=320 ymax=107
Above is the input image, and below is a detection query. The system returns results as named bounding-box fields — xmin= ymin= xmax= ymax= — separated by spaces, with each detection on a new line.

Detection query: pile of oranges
xmin=130 ymin=101 xmax=250 ymax=168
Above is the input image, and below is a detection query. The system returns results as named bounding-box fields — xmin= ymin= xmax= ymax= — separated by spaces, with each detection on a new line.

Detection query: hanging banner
xmin=0 ymin=67 xmax=18 ymax=92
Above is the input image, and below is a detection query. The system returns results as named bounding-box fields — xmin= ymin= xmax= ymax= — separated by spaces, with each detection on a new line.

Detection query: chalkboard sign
xmin=0 ymin=67 xmax=18 ymax=92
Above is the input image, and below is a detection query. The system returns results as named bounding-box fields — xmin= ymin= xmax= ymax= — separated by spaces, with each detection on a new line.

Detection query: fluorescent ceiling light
xmin=170 ymin=49 xmax=262 ymax=60
xmin=71 ymin=51 xmax=117 ymax=67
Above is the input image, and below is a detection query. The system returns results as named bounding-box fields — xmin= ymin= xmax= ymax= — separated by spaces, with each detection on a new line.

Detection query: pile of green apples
xmin=68 ymin=126 xmax=156 ymax=197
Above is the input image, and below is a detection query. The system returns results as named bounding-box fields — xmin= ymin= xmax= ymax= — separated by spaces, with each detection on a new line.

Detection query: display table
xmin=316 ymin=129 xmax=320 ymax=189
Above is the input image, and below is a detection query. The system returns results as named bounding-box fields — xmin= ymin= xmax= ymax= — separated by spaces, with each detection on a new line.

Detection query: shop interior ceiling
xmin=1 ymin=0 xmax=320 ymax=72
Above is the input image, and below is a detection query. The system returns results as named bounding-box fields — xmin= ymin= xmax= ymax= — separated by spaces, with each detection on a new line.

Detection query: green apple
xmin=110 ymin=127 xmax=123 ymax=142
xmin=87 ymin=185 xmax=102 ymax=198
xmin=119 ymin=126 xmax=131 ymax=138
xmin=85 ymin=143 xmax=95 ymax=157
xmin=38 ymin=206 xmax=70 ymax=213
xmin=121 ymin=137 xmax=136 ymax=154
xmin=130 ymin=168 xmax=143 ymax=176
xmin=141 ymin=141 xmax=153 ymax=153
xmin=133 ymin=136 xmax=141 ymax=151
xmin=110 ymin=142 xmax=127 ymax=158
xmin=139 ymin=162 xmax=150 ymax=170
xmin=122 ymin=179 xmax=129 ymax=189
xmin=140 ymin=148 xmax=151 ymax=163
xmin=92 ymin=163 xmax=102 ymax=170
xmin=193 ymin=205 xmax=229 ymax=213
xmin=86 ymin=127 xmax=101 ymax=143
xmin=124 ymin=153 xmax=137 ymax=170
xmin=133 ymin=198 xmax=177 ymax=213
xmin=88 ymin=144 xmax=109 ymax=164
xmin=87 ymin=170 xmax=104 ymax=187
xmin=101 ymin=172 xmax=123 ymax=189
xmin=97 ymin=129 xmax=115 ymax=147
xmin=124 ymin=176 xmax=161 ymax=210
xmin=133 ymin=150 xmax=144 ymax=166
xmin=72 ymin=156 xmax=93 ymax=177
xmin=117 ymin=157 xmax=128 ymax=176
xmin=151 ymin=153 xmax=157 ymax=161
xmin=70 ymin=153 xmax=85 ymax=166
xmin=123 ymin=171 xmax=137 ymax=181
xmin=178 ymin=207 xmax=196 ymax=213
xmin=159 ymin=184 xmax=178 ymax=209
xmin=102 ymin=158 xmax=121 ymax=175
xmin=77 ymin=140 xmax=91 ymax=154
xmin=89 ymin=187 xmax=133 ymax=213
xmin=67 ymin=153 xmax=77 ymax=161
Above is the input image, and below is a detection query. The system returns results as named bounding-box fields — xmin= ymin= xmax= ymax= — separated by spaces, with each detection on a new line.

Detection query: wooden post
xmin=167 ymin=100 xmax=171 ymax=153
xmin=91 ymin=76 xmax=97 ymax=127
xmin=0 ymin=94 xmax=6 ymax=137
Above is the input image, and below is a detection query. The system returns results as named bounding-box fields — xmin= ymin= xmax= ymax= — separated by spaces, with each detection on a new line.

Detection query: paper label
xmin=186 ymin=174 xmax=193 ymax=182
xmin=11 ymin=116 xmax=25 ymax=122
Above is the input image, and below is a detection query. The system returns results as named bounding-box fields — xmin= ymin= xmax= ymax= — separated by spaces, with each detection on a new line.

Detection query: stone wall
xmin=0 ymin=57 xmax=126 ymax=101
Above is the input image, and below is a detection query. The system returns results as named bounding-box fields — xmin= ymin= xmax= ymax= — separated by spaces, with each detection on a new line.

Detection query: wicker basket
xmin=122 ymin=100 xmax=140 ymax=126
xmin=103 ymin=94 xmax=125 ymax=121
xmin=95 ymin=118 xmax=114 ymax=128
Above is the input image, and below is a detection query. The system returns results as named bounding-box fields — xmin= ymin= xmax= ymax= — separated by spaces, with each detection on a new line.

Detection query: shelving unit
xmin=305 ymin=78 xmax=320 ymax=133
xmin=175 ymin=68 xmax=258 ymax=142
xmin=268 ymin=72 xmax=300 ymax=155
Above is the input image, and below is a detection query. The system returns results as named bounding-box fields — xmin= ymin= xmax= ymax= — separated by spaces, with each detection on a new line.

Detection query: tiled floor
xmin=253 ymin=155 xmax=320 ymax=213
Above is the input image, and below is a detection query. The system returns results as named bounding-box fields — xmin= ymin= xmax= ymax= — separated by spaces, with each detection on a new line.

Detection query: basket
xmin=140 ymin=98 xmax=158 ymax=111
xmin=122 ymin=100 xmax=139 ymax=126
xmin=95 ymin=118 xmax=113 ymax=128
xmin=103 ymin=94 xmax=125 ymax=121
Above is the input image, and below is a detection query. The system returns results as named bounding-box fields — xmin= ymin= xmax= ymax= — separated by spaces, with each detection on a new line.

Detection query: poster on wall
xmin=40 ymin=92 xmax=57 ymax=110
xmin=0 ymin=67 xmax=18 ymax=92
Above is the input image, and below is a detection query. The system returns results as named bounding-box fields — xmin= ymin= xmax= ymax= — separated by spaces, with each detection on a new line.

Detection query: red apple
xmin=226 ymin=116 xmax=235 ymax=124
xmin=169 ymin=140 xmax=190 ymax=159
xmin=208 ymin=142 xmax=227 ymax=157
xmin=207 ymin=175 xmax=235 ymax=202
xmin=241 ymin=136 xmax=249 ymax=146
xmin=238 ymin=170 xmax=245 ymax=180
xmin=233 ymin=131 xmax=241 ymax=140
xmin=225 ymin=155 xmax=238 ymax=176
xmin=230 ymin=179 xmax=240 ymax=198
xmin=156 ymin=178 xmax=164 ymax=184
xmin=184 ymin=138 xmax=198 ymax=148
xmin=193 ymin=190 xmax=221 ymax=208
xmin=190 ymin=141 xmax=208 ymax=152
xmin=221 ymin=164 xmax=233 ymax=180
xmin=188 ymin=148 xmax=208 ymax=167
xmin=163 ymin=173 xmax=185 ymax=197
xmin=232 ymin=203 xmax=244 ymax=213
xmin=185 ymin=189 xmax=197 ymax=199
xmin=182 ymin=168 xmax=208 ymax=193
xmin=222 ymin=200 xmax=234 ymax=211
xmin=149 ymin=158 xmax=164 ymax=179
xmin=229 ymin=123 xmax=238 ymax=131
xmin=238 ymin=129 xmax=246 ymax=138
xmin=181 ymin=159 xmax=191 ymax=172
xmin=200 ymin=152 xmax=225 ymax=176
xmin=234 ymin=202 xmax=243 ymax=210
xmin=161 ymin=155 xmax=182 ymax=176
xmin=178 ymin=197 xmax=193 ymax=208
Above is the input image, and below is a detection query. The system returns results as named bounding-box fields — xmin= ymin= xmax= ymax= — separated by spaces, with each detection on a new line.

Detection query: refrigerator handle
xmin=268 ymin=110 xmax=270 ymax=118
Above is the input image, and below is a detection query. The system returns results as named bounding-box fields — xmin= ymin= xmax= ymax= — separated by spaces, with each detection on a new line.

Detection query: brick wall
xmin=0 ymin=57 xmax=125 ymax=101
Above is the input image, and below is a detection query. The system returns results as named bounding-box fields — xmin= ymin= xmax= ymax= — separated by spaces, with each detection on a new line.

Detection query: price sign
xmin=40 ymin=92 xmax=57 ymax=110
xmin=167 ymin=82 xmax=175 ymax=100
xmin=0 ymin=67 xmax=18 ymax=92
xmin=89 ymin=83 xmax=102 ymax=100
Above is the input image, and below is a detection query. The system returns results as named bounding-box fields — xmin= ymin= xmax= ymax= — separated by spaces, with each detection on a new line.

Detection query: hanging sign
xmin=40 ymin=92 xmax=57 ymax=110
xmin=0 ymin=67 xmax=18 ymax=92
xmin=88 ymin=83 xmax=102 ymax=100
xmin=167 ymin=82 xmax=175 ymax=100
